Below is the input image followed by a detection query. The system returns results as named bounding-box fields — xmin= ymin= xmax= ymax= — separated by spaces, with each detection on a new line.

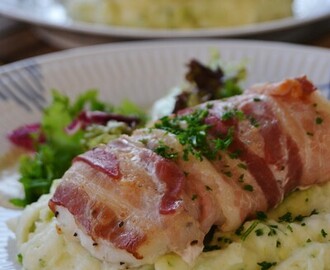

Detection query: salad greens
xmin=9 ymin=90 xmax=146 ymax=207
xmin=172 ymin=58 xmax=245 ymax=113
xmin=8 ymin=57 xmax=245 ymax=207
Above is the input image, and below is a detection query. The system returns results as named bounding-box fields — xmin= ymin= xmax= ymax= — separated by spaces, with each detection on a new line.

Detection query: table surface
xmin=0 ymin=19 xmax=329 ymax=65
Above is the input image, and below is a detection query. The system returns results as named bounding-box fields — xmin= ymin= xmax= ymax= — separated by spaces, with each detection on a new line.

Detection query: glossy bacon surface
xmin=49 ymin=77 xmax=330 ymax=267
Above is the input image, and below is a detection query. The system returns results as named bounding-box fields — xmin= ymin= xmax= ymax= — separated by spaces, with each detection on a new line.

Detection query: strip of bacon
xmin=49 ymin=77 xmax=330 ymax=267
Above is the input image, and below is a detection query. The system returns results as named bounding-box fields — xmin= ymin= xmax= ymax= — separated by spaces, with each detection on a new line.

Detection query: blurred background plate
xmin=0 ymin=0 xmax=330 ymax=48
xmin=0 ymin=39 xmax=330 ymax=270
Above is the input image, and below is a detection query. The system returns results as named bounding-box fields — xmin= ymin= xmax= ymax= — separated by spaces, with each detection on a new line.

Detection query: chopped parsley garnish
xmin=38 ymin=258 xmax=46 ymax=267
xmin=154 ymin=141 xmax=178 ymax=160
xmin=257 ymin=261 xmax=277 ymax=270
xmin=17 ymin=253 xmax=23 ymax=264
xmin=276 ymin=240 xmax=281 ymax=248
xmin=253 ymin=97 xmax=262 ymax=102
xmin=205 ymin=185 xmax=213 ymax=191
xmin=154 ymin=108 xmax=234 ymax=161
xmin=217 ymin=236 xmax=233 ymax=244
xmin=154 ymin=109 xmax=210 ymax=161
xmin=139 ymin=138 xmax=149 ymax=145
xmin=191 ymin=194 xmax=198 ymax=201
xmin=249 ymin=116 xmax=260 ymax=128
xmin=237 ymin=162 xmax=247 ymax=170
xmin=213 ymin=127 xmax=235 ymax=151
xmin=278 ymin=209 xmax=319 ymax=223
xmin=255 ymin=228 xmax=264 ymax=236
xmin=287 ymin=224 xmax=293 ymax=232
xmin=278 ymin=212 xmax=293 ymax=223
xmin=222 ymin=170 xmax=233 ymax=177
xmin=221 ymin=108 xmax=245 ymax=121
xmin=268 ymin=225 xmax=278 ymax=236
xmin=235 ymin=225 xmax=244 ymax=236
xmin=256 ymin=211 xmax=268 ymax=221
xmin=228 ymin=149 xmax=242 ymax=159
xmin=315 ymin=116 xmax=323 ymax=125
xmin=321 ymin=229 xmax=328 ymax=238
xmin=238 ymin=174 xmax=245 ymax=182
xmin=240 ymin=221 xmax=259 ymax=241
xmin=237 ymin=212 xmax=284 ymax=241
xmin=243 ymin=184 xmax=254 ymax=192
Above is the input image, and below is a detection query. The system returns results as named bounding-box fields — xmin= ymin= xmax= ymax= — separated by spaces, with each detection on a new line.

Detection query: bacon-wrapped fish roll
xmin=49 ymin=77 xmax=330 ymax=268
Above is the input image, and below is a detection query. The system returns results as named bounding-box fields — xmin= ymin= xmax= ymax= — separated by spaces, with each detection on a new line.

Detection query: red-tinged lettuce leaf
xmin=10 ymin=89 xmax=146 ymax=207
xmin=65 ymin=111 xmax=141 ymax=135
xmin=7 ymin=123 xmax=45 ymax=151
xmin=172 ymin=59 xmax=244 ymax=113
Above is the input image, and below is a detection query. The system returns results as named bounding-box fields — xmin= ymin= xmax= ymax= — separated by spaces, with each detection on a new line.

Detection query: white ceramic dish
xmin=0 ymin=40 xmax=329 ymax=269
xmin=0 ymin=0 xmax=330 ymax=48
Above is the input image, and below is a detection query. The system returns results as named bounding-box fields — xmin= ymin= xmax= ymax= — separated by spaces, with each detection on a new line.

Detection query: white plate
xmin=0 ymin=40 xmax=330 ymax=269
xmin=1 ymin=0 xmax=330 ymax=48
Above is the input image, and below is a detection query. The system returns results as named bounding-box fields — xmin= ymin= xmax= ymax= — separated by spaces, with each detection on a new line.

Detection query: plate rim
xmin=0 ymin=39 xmax=329 ymax=74
xmin=1 ymin=1 xmax=330 ymax=38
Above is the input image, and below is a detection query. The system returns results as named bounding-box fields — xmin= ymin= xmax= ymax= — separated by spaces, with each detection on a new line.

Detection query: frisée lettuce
xmin=8 ymin=90 xmax=147 ymax=207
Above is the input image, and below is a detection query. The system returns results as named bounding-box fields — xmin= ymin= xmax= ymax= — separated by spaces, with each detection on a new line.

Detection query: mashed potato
xmin=62 ymin=0 xmax=293 ymax=28
xmin=10 ymin=179 xmax=330 ymax=270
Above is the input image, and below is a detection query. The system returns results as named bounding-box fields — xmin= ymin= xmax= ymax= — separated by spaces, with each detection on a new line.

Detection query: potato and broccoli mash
xmin=11 ymin=180 xmax=330 ymax=270
xmin=62 ymin=0 xmax=293 ymax=29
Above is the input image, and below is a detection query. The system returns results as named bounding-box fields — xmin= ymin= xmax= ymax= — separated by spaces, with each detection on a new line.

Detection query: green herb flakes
xmin=243 ymin=184 xmax=254 ymax=192
xmin=255 ymin=228 xmax=264 ymax=236
xmin=256 ymin=211 xmax=268 ymax=221
xmin=154 ymin=142 xmax=178 ymax=160
xmin=240 ymin=221 xmax=259 ymax=241
xmin=257 ymin=261 xmax=277 ymax=270
xmin=315 ymin=116 xmax=323 ymax=125
xmin=321 ymin=229 xmax=328 ymax=238
xmin=154 ymin=108 xmax=235 ymax=161
xmin=17 ymin=253 xmax=23 ymax=264
xmin=276 ymin=240 xmax=281 ymax=248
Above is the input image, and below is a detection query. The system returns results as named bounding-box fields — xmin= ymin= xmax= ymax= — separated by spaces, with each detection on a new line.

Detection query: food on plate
xmin=12 ymin=178 xmax=330 ymax=270
xmin=6 ymin=90 xmax=148 ymax=207
xmin=62 ymin=0 xmax=293 ymax=29
xmin=47 ymin=76 xmax=330 ymax=268
xmin=7 ymin=59 xmax=244 ymax=207
xmin=5 ymin=55 xmax=330 ymax=269
xmin=10 ymin=74 xmax=330 ymax=270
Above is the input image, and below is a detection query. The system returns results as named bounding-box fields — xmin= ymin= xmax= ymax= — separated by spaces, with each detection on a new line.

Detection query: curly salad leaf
xmin=172 ymin=57 xmax=246 ymax=113
xmin=8 ymin=90 xmax=147 ymax=207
